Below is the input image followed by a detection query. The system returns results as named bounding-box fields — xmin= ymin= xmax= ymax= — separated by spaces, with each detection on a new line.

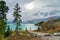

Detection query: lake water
xmin=7 ymin=23 xmax=38 ymax=31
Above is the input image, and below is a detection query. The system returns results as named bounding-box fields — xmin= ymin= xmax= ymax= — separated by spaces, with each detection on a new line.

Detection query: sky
xmin=4 ymin=0 xmax=60 ymax=24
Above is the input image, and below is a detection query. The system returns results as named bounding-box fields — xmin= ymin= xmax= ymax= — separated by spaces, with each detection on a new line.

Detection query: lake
xmin=7 ymin=23 xmax=38 ymax=31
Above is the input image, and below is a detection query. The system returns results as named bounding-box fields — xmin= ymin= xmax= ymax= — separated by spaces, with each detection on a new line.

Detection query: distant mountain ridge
xmin=22 ymin=16 xmax=60 ymax=24
xmin=7 ymin=16 xmax=60 ymax=24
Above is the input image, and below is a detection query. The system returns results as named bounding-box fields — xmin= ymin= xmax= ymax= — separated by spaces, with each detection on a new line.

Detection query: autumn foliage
xmin=35 ymin=18 xmax=60 ymax=33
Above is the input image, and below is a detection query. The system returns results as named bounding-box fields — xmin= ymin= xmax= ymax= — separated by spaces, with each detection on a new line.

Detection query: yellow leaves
xmin=41 ymin=22 xmax=47 ymax=27
xmin=37 ymin=19 xmax=60 ymax=33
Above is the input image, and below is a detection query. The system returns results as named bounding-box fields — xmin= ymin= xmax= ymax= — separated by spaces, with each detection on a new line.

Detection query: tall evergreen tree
xmin=25 ymin=27 xmax=28 ymax=32
xmin=0 ymin=0 xmax=9 ymax=40
xmin=13 ymin=3 xmax=22 ymax=31
xmin=4 ymin=25 xmax=11 ymax=37
xmin=37 ymin=26 xmax=41 ymax=32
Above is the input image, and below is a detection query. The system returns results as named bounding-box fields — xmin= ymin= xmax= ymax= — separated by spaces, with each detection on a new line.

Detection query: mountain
xmin=22 ymin=16 xmax=60 ymax=24
xmin=7 ymin=16 xmax=60 ymax=24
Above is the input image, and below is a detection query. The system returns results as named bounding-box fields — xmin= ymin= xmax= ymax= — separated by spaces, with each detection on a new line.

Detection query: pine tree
xmin=4 ymin=25 xmax=11 ymax=37
xmin=26 ymin=27 xmax=28 ymax=32
xmin=37 ymin=26 xmax=40 ymax=32
xmin=0 ymin=0 xmax=9 ymax=40
xmin=13 ymin=3 xmax=22 ymax=31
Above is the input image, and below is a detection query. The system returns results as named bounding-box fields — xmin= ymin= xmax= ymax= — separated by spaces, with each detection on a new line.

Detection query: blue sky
xmin=4 ymin=0 xmax=60 ymax=24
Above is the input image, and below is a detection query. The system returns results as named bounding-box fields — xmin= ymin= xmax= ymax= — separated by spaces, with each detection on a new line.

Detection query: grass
xmin=2 ymin=37 xmax=8 ymax=40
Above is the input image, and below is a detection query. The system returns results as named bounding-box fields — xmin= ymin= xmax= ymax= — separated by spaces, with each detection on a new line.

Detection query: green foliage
xmin=37 ymin=26 xmax=41 ymax=32
xmin=0 ymin=1 xmax=9 ymax=20
xmin=13 ymin=3 xmax=22 ymax=31
xmin=4 ymin=25 xmax=12 ymax=37
xmin=35 ymin=18 xmax=60 ymax=33
xmin=35 ymin=21 xmax=44 ymax=26
xmin=0 ymin=0 xmax=9 ymax=40
xmin=25 ymin=27 xmax=28 ymax=32
xmin=0 ymin=20 xmax=5 ymax=34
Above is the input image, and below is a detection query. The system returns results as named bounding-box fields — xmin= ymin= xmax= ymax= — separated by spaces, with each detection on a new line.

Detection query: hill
xmin=35 ymin=18 xmax=60 ymax=33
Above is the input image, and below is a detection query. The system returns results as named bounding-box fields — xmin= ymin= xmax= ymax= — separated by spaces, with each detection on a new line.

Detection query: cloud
xmin=4 ymin=0 xmax=60 ymax=24
xmin=7 ymin=13 xmax=14 ymax=21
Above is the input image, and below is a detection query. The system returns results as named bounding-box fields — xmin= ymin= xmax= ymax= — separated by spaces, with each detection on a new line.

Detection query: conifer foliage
xmin=13 ymin=3 xmax=22 ymax=31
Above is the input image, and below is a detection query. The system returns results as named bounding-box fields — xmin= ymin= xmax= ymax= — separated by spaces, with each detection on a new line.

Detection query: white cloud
xmin=4 ymin=0 xmax=60 ymax=23
xmin=7 ymin=13 xmax=14 ymax=21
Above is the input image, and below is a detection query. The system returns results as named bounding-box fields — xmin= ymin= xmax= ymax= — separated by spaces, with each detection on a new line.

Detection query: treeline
xmin=35 ymin=18 xmax=60 ymax=33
